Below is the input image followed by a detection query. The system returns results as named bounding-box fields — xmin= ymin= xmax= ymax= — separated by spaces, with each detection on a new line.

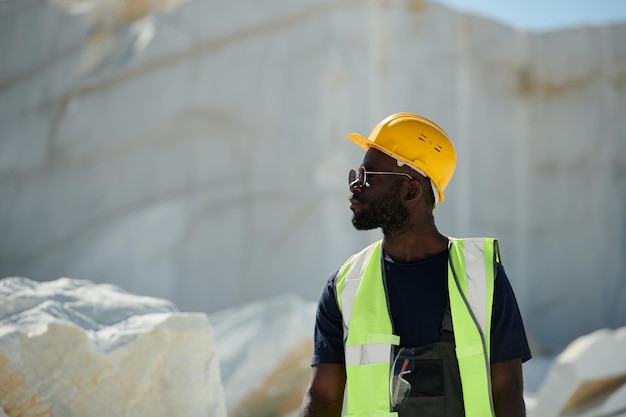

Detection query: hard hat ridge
xmin=347 ymin=113 xmax=457 ymax=205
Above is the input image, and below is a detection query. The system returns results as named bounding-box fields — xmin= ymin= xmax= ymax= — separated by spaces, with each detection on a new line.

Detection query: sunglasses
xmin=349 ymin=166 xmax=414 ymax=188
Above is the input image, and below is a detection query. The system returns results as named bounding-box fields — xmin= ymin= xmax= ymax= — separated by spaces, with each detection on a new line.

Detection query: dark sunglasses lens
xmin=348 ymin=169 xmax=357 ymax=185
xmin=349 ymin=167 xmax=366 ymax=187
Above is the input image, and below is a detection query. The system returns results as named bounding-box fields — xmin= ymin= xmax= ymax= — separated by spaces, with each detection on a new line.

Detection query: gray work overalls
xmin=394 ymin=306 xmax=465 ymax=417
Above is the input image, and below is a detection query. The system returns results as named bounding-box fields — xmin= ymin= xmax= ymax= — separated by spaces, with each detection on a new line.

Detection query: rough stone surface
xmin=530 ymin=327 xmax=626 ymax=417
xmin=1 ymin=0 xmax=625 ymax=356
xmin=0 ymin=277 xmax=227 ymax=417
xmin=210 ymin=295 xmax=316 ymax=417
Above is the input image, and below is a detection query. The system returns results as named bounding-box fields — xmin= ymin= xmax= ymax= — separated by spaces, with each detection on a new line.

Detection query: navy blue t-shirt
xmin=312 ymin=249 xmax=532 ymax=365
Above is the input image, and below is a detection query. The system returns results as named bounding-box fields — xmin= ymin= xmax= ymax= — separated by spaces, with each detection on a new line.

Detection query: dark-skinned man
xmin=299 ymin=113 xmax=531 ymax=417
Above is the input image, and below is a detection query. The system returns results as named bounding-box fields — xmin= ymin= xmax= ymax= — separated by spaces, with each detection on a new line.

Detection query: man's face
xmin=349 ymin=149 xmax=410 ymax=235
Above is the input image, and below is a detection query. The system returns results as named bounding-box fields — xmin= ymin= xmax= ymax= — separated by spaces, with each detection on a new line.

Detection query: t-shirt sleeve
xmin=311 ymin=270 xmax=346 ymax=366
xmin=490 ymin=263 xmax=532 ymax=363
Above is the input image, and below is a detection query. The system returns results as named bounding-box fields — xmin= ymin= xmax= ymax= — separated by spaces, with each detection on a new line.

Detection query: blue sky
xmin=433 ymin=0 xmax=626 ymax=31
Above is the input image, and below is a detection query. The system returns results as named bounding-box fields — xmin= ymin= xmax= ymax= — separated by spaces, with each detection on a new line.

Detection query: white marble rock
xmin=531 ymin=327 xmax=626 ymax=417
xmin=0 ymin=277 xmax=227 ymax=417
xmin=209 ymin=294 xmax=316 ymax=417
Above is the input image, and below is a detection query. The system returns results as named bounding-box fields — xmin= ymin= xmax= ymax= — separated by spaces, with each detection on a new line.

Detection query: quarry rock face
xmin=1 ymin=0 xmax=625 ymax=356
xmin=0 ymin=277 xmax=227 ymax=417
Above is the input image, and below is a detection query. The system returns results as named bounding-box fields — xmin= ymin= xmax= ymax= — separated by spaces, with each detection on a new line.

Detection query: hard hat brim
xmin=347 ymin=133 xmax=371 ymax=151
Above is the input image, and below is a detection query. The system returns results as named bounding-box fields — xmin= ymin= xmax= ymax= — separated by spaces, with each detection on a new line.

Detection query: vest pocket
xmin=400 ymin=396 xmax=445 ymax=417
xmin=405 ymin=359 xmax=444 ymax=396
xmin=396 ymin=360 xmax=446 ymax=417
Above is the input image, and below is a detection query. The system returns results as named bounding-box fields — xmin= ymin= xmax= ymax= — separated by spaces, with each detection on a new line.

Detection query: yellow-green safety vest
xmin=335 ymin=237 xmax=499 ymax=417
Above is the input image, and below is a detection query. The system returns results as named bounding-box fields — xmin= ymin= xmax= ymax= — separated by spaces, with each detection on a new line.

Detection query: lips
xmin=349 ymin=196 xmax=364 ymax=210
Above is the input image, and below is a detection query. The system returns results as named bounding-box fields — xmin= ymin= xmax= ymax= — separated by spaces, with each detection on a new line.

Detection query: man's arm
xmin=299 ymin=363 xmax=346 ymax=417
xmin=491 ymin=358 xmax=526 ymax=417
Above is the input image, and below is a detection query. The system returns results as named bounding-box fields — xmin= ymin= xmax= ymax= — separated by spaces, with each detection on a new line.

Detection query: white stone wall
xmin=1 ymin=0 xmax=625 ymax=354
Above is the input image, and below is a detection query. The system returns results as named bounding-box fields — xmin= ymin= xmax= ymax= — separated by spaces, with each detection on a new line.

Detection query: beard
xmin=351 ymin=182 xmax=409 ymax=236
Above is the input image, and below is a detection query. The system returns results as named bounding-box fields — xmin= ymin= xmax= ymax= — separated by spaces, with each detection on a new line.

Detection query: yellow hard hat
xmin=347 ymin=113 xmax=457 ymax=204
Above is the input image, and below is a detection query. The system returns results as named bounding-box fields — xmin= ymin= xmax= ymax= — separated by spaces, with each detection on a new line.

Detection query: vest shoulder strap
xmin=448 ymin=237 xmax=498 ymax=340
xmin=448 ymin=237 xmax=498 ymax=417
xmin=336 ymin=240 xmax=381 ymax=329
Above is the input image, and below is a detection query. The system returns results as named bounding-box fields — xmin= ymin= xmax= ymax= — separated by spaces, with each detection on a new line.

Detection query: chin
xmin=352 ymin=218 xmax=377 ymax=231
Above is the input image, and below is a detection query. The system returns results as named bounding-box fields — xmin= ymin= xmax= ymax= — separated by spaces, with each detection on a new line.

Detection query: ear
xmin=405 ymin=180 xmax=422 ymax=201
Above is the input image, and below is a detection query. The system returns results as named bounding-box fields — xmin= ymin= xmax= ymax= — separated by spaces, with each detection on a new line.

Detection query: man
xmin=299 ymin=113 xmax=531 ymax=417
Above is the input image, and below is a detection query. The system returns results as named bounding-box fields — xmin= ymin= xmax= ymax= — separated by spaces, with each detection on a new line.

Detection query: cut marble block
xmin=0 ymin=277 xmax=227 ymax=417
xmin=531 ymin=327 xmax=626 ymax=417
xmin=210 ymin=295 xmax=316 ymax=417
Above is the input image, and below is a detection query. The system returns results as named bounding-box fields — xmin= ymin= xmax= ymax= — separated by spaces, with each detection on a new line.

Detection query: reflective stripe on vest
xmin=336 ymin=238 xmax=498 ymax=417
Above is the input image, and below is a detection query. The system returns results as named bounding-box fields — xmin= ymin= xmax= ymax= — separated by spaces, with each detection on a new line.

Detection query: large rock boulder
xmin=210 ymin=295 xmax=316 ymax=417
xmin=530 ymin=327 xmax=626 ymax=417
xmin=0 ymin=277 xmax=227 ymax=417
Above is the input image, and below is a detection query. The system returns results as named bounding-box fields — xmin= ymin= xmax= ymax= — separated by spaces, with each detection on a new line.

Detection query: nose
xmin=349 ymin=181 xmax=363 ymax=193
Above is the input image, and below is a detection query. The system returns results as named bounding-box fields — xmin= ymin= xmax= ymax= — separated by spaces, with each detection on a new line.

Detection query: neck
xmin=381 ymin=222 xmax=449 ymax=262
